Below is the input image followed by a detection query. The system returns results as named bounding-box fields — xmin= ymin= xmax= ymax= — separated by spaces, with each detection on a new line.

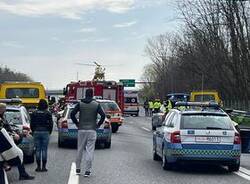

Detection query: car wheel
xmin=104 ymin=139 xmax=111 ymax=149
xmin=228 ymin=162 xmax=240 ymax=172
xmin=112 ymin=124 xmax=119 ymax=133
xmin=153 ymin=145 xmax=161 ymax=161
xmin=162 ymin=149 xmax=172 ymax=170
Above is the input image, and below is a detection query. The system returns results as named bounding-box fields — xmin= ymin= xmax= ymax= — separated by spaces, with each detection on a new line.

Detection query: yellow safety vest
xmin=149 ymin=101 xmax=154 ymax=109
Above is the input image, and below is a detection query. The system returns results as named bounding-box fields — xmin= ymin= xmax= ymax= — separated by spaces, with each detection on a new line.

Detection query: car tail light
xmin=234 ymin=132 xmax=241 ymax=144
xmin=170 ymin=131 xmax=181 ymax=143
xmin=104 ymin=122 xmax=110 ymax=129
xmin=61 ymin=120 xmax=68 ymax=129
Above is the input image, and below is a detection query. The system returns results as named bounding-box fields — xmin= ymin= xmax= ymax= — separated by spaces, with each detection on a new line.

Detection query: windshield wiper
xmin=206 ymin=127 xmax=222 ymax=130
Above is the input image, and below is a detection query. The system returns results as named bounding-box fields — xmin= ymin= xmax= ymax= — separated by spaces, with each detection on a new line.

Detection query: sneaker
xmin=19 ymin=174 xmax=35 ymax=180
xmin=76 ymin=169 xmax=81 ymax=175
xmin=84 ymin=171 xmax=91 ymax=177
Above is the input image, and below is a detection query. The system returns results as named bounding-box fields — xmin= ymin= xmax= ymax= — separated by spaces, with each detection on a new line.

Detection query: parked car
xmin=153 ymin=102 xmax=241 ymax=172
xmin=152 ymin=112 xmax=165 ymax=131
xmin=57 ymin=103 xmax=112 ymax=148
xmin=4 ymin=105 xmax=35 ymax=163
xmin=97 ymin=99 xmax=124 ymax=133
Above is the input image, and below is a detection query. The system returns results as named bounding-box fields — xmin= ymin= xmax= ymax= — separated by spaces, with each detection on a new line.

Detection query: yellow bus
xmin=0 ymin=82 xmax=46 ymax=110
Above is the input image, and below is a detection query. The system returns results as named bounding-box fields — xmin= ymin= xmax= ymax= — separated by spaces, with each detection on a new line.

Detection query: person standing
xmin=143 ymin=99 xmax=149 ymax=117
xmin=30 ymin=99 xmax=53 ymax=172
xmin=148 ymin=100 xmax=154 ymax=117
xmin=0 ymin=103 xmax=34 ymax=181
xmin=71 ymin=89 xmax=105 ymax=177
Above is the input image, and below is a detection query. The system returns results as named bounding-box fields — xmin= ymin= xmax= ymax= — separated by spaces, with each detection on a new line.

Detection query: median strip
xmin=234 ymin=167 xmax=250 ymax=181
xmin=68 ymin=162 xmax=79 ymax=184
xmin=141 ymin=127 xmax=151 ymax=132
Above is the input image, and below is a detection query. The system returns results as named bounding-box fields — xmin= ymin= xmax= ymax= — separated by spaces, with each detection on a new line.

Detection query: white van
xmin=124 ymin=90 xmax=139 ymax=116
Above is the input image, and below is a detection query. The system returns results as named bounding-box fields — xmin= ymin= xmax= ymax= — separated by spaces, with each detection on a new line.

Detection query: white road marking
xmin=68 ymin=162 xmax=79 ymax=184
xmin=234 ymin=167 xmax=250 ymax=181
xmin=142 ymin=127 xmax=151 ymax=132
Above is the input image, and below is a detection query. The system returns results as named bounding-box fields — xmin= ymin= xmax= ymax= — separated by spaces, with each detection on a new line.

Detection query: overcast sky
xmin=0 ymin=0 xmax=180 ymax=89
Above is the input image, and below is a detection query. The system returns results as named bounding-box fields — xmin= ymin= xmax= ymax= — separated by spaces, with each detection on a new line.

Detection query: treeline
xmin=141 ymin=0 xmax=250 ymax=101
xmin=0 ymin=66 xmax=32 ymax=83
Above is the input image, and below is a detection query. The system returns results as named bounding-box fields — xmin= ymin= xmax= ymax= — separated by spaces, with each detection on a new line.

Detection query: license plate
xmin=195 ymin=136 xmax=221 ymax=143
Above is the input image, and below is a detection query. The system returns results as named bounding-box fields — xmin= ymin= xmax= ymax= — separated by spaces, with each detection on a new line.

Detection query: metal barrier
xmin=229 ymin=110 xmax=250 ymax=153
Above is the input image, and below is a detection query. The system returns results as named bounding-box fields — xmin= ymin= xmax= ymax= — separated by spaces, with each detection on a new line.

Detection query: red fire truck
xmin=63 ymin=80 xmax=124 ymax=112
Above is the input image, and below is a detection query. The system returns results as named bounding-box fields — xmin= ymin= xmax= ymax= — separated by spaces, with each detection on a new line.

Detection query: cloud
xmin=73 ymin=37 xmax=109 ymax=43
xmin=1 ymin=41 xmax=24 ymax=48
xmin=0 ymin=0 xmax=135 ymax=19
xmin=113 ymin=20 xmax=137 ymax=28
xmin=79 ymin=27 xmax=96 ymax=33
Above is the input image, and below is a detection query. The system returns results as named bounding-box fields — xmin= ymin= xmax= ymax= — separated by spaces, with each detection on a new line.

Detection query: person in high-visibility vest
xmin=153 ymin=99 xmax=161 ymax=113
xmin=148 ymin=100 xmax=154 ymax=117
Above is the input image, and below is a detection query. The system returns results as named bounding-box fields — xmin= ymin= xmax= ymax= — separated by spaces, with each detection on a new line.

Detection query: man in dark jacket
xmin=71 ymin=89 xmax=105 ymax=177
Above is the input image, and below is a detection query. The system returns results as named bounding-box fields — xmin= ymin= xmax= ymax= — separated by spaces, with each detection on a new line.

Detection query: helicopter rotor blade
xmin=75 ymin=63 xmax=96 ymax=66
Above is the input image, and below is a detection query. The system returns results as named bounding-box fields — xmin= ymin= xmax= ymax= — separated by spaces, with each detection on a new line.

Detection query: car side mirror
xmin=225 ymin=109 xmax=233 ymax=114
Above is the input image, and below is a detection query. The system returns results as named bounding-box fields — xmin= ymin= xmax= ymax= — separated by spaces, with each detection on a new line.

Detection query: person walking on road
xmin=0 ymin=103 xmax=35 ymax=181
xmin=30 ymin=99 xmax=53 ymax=172
xmin=71 ymin=89 xmax=105 ymax=177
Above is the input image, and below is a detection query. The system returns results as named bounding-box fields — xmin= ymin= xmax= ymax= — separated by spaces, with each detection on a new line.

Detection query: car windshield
xmin=181 ymin=114 xmax=233 ymax=130
xmin=100 ymin=102 xmax=120 ymax=112
xmin=194 ymin=95 xmax=215 ymax=102
xmin=6 ymin=88 xmax=39 ymax=98
xmin=167 ymin=95 xmax=189 ymax=102
xmin=4 ymin=110 xmax=23 ymax=125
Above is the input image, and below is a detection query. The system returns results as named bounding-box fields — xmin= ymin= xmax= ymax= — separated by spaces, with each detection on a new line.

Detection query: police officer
xmin=148 ymin=100 xmax=154 ymax=117
xmin=153 ymin=99 xmax=161 ymax=113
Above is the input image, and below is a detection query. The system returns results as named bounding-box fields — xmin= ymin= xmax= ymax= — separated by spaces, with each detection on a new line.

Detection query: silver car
xmin=5 ymin=105 xmax=35 ymax=163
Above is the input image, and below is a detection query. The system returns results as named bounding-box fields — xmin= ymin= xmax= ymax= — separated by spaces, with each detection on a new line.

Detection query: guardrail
xmin=228 ymin=110 xmax=250 ymax=153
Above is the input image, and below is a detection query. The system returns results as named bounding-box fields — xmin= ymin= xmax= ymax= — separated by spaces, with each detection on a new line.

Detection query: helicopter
xmin=75 ymin=62 xmax=120 ymax=81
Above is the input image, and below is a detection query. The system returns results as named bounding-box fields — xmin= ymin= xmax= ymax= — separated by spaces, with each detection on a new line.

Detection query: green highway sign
xmin=119 ymin=79 xmax=135 ymax=87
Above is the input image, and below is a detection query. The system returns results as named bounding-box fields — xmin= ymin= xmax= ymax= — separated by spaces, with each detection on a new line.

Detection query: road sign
xmin=119 ymin=79 xmax=135 ymax=87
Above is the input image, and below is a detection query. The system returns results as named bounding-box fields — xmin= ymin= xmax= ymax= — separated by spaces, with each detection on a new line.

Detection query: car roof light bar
xmin=0 ymin=98 xmax=22 ymax=104
xmin=175 ymin=101 xmax=220 ymax=108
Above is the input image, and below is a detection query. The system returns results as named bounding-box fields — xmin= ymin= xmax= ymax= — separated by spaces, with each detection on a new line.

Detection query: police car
xmin=153 ymin=102 xmax=241 ymax=172
xmin=57 ymin=103 xmax=112 ymax=148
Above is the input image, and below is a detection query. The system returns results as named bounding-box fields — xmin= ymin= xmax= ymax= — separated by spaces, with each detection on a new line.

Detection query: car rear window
xmin=125 ymin=97 xmax=138 ymax=103
xmin=181 ymin=114 xmax=233 ymax=130
xmin=100 ymin=102 xmax=120 ymax=111
xmin=194 ymin=94 xmax=215 ymax=102
xmin=6 ymin=88 xmax=39 ymax=98
xmin=4 ymin=110 xmax=23 ymax=125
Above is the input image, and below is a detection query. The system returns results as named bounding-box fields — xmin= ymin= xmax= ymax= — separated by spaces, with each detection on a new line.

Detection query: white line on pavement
xmin=234 ymin=167 xmax=250 ymax=181
xmin=141 ymin=127 xmax=151 ymax=132
xmin=68 ymin=162 xmax=79 ymax=184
